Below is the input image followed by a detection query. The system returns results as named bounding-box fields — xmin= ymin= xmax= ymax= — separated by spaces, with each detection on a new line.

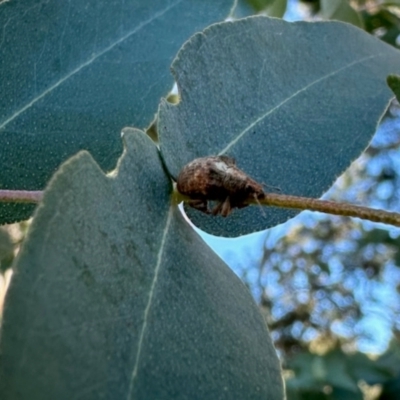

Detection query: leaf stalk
xmin=174 ymin=186 xmax=400 ymax=227
xmin=3 ymin=188 xmax=400 ymax=228
xmin=258 ymin=193 xmax=400 ymax=227
xmin=0 ymin=190 xmax=43 ymax=204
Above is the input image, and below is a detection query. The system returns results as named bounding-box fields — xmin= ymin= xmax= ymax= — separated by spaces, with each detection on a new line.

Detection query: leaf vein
xmin=218 ymin=53 xmax=382 ymax=155
xmin=0 ymin=0 xmax=182 ymax=131
xmin=127 ymin=206 xmax=173 ymax=399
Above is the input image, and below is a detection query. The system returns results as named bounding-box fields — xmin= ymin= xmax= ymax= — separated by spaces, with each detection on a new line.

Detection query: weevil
xmin=176 ymin=155 xmax=265 ymax=217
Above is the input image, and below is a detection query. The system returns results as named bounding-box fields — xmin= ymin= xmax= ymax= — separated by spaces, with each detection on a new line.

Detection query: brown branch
xmin=258 ymin=193 xmax=400 ymax=227
xmin=0 ymin=190 xmax=43 ymax=204
xmin=4 ymin=186 xmax=400 ymax=228
xmin=173 ymin=185 xmax=400 ymax=227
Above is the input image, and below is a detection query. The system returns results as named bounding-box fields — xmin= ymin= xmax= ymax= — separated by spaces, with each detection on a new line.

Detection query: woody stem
xmin=3 ymin=188 xmax=400 ymax=228
xmin=173 ymin=186 xmax=400 ymax=227
xmin=0 ymin=190 xmax=44 ymax=203
xmin=257 ymin=192 xmax=400 ymax=227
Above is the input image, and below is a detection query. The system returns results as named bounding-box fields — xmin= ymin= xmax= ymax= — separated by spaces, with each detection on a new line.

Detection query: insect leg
xmin=220 ymin=197 xmax=232 ymax=217
xmin=188 ymin=199 xmax=210 ymax=214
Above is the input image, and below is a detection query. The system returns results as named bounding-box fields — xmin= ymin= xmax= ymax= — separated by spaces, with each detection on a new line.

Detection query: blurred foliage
xmin=0 ymin=225 xmax=17 ymax=323
xmin=285 ymin=341 xmax=400 ymax=399
xmin=236 ymin=0 xmax=287 ymax=17
xmin=0 ymin=228 xmax=13 ymax=274
xmin=300 ymin=0 xmax=400 ymax=47
xmin=243 ymin=0 xmax=400 ymax=48
xmin=246 ymin=0 xmax=287 ymax=15
xmin=232 ymin=6 xmax=400 ymax=392
xmin=319 ymin=0 xmax=364 ymax=28
xmin=2 ymin=1 xmax=400 ymax=398
xmin=0 ymin=221 xmax=28 ymax=317
xmin=0 ymin=221 xmax=29 ymax=274
xmin=236 ymin=102 xmax=400 ymax=399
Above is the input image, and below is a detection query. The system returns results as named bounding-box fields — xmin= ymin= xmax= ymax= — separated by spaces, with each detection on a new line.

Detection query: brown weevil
xmin=176 ymin=155 xmax=265 ymax=217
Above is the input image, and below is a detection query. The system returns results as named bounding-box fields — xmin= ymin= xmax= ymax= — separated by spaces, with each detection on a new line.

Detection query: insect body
xmin=176 ymin=156 xmax=265 ymax=217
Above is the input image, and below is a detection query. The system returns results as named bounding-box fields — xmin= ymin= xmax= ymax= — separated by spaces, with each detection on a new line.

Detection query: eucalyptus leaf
xmin=380 ymin=373 xmax=400 ymax=400
xmin=0 ymin=0 xmax=233 ymax=225
xmin=0 ymin=131 xmax=284 ymax=399
xmin=159 ymin=16 xmax=400 ymax=237
xmin=381 ymin=1 xmax=400 ymax=6
xmin=330 ymin=388 xmax=363 ymax=400
xmin=320 ymin=0 xmax=364 ymax=28
xmin=322 ymin=350 xmax=359 ymax=392
xmin=264 ymin=0 xmax=287 ymax=18
xmin=235 ymin=0 xmax=288 ymax=19
xmin=232 ymin=0 xmax=259 ymax=18
xmin=0 ymin=228 xmax=14 ymax=273
xmin=245 ymin=0 xmax=277 ymax=12
xmin=387 ymin=74 xmax=400 ymax=102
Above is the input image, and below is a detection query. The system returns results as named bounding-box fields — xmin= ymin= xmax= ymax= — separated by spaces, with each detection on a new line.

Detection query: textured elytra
xmin=176 ymin=156 xmax=265 ymax=217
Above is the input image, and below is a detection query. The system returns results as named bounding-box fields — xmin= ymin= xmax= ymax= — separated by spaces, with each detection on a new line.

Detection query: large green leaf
xmin=159 ymin=16 xmax=400 ymax=237
xmin=234 ymin=0 xmax=287 ymax=19
xmin=0 ymin=131 xmax=284 ymax=399
xmin=381 ymin=1 xmax=400 ymax=6
xmin=320 ymin=0 xmax=364 ymax=28
xmin=286 ymin=350 xmax=366 ymax=400
xmin=0 ymin=0 xmax=233 ymax=225
xmin=245 ymin=0 xmax=277 ymax=12
xmin=387 ymin=74 xmax=400 ymax=101
xmin=264 ymin=0 xmax=287 ymax=18
xmin=0 ymin=228 xmax=14 ymax=273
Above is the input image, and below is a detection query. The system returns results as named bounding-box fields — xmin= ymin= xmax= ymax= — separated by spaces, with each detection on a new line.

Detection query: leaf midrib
xmin=126 ymin=206 xmax=174 ymax=399
xmin=0 ymin=0 xmax=183 ymax=132
xmin=217 ymin=52 xmax=382 ymax=155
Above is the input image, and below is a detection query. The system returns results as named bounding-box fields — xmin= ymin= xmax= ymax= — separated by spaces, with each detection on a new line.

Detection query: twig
xmin=3 ymin=187 xmax=400 ymax=228
xmin=173 ymin=185 xmax=400 ymax=227
xmin=258 ymin=192 xmax=400 ymax=227
xmin=0 ymin=190 xmax=43 ymax=204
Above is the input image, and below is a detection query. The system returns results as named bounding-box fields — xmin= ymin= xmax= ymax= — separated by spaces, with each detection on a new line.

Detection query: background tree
xmin=216 ymin=1 xmax=400 ymax=398
xmin=1 ymin=1 xmax=400 ymax=399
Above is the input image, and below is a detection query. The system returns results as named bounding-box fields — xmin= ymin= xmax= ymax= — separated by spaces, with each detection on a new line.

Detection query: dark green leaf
xmin=0 ymin=228 xmax=14 ymax=273
xmin=246 ymin=0 xmax=277 ymax=12
xmin=320 ymin=0 xmax=364 ymax=28
xmin=237 ymin=0 xmax=287 ymax=19
xmin=360 ymin=227 xmax=393 ymax=246
xmin=286 ymin=353 xmax=323 ymax=391
xmin=348 ymin=352 xmax=393 ymax=385
xmin=0 ymin=131 xmax=284 ymax=399
xmin=379 ymin=373 xmax=400 ymax=400
xmin=159 ymin=16 xmax=400 ymax=236
xmin=286 ymin=350 xmax=371 ymax=400
xmin=233 ymin=0 xmax=262 ymax=17
xmin=361 ymin=9 xmax=400 ymax=48
xmin=0 ymin=0 xmax=233 ymax=224
xmin=330 ymin=387 xmax=362 ymax=400
xmin=322 ymin=350 xmax=358 ymax=392
xmin=264 ymin=0 xmax=287 ymax=18
xmin=286 ymin=390 xmax=325 ymax=400
xmin=375 ymin=340 xmax=400 ymax=376
xmin=387 ymin=74 xmax=400 ymax=102
xmin=381 ymin=1 xmax=400 ymax=6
